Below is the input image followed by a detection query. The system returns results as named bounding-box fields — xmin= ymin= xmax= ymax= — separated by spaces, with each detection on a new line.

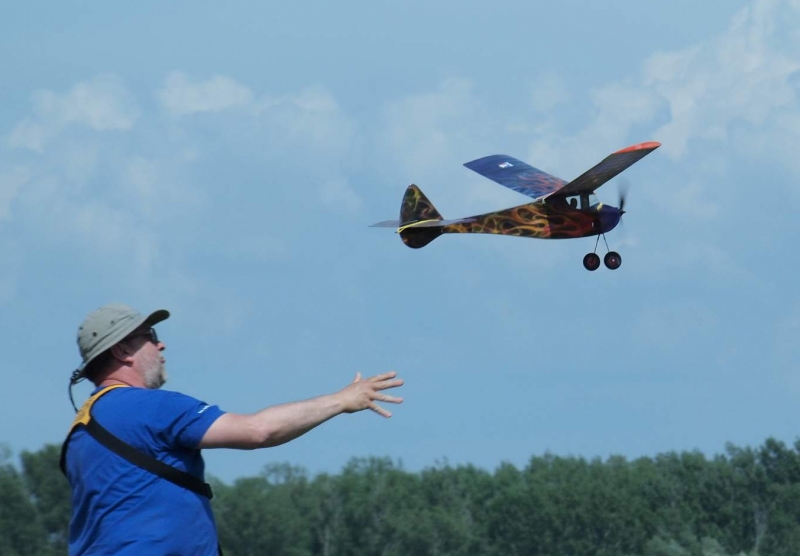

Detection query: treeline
xmin=2 ymin=439 xmax=800 ymax=556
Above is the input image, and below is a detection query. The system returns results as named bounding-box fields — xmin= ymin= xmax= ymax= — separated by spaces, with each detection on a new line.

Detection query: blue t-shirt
xmin=65 ymin=387 xmax=225 ymax=556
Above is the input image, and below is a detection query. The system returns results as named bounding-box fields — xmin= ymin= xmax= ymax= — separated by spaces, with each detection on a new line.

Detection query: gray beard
xmin=143 ymin=363 xmax=167 ymax=389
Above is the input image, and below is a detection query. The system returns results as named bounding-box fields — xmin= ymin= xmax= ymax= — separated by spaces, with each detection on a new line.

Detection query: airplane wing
xmin=557 ymin=142 xmax=661 ymax=196
xmin=463 ymin=155 xmax=567 ymax=199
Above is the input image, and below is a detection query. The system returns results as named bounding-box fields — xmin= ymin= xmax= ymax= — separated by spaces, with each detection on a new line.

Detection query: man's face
xmin=125 ymin=326 xmax=167 ymax=389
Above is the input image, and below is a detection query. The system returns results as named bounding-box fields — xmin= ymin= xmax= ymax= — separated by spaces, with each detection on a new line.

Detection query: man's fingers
xmin=369 ymin=402 xmax=392 ymax=418
xmin=374 ymin=379 xmax=404 ymax=390
xmin=375 ymin=394 xmax=403 ymax=404
xmin=368 ymin=371 xmax=398 ymax=382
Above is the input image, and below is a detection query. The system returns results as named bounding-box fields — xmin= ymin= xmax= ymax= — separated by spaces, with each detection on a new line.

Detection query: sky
xmin=2 ymin=0 xmax=799 ymax=483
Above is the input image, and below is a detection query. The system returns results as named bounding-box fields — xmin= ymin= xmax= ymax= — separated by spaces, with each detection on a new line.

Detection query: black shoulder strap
xmin=60 ymin=386 xmax=213 ymax=499
xmin=84 ymin=418 xmax=213 ymax=499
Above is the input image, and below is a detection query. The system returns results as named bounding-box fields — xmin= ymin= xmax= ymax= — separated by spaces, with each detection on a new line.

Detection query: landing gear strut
xmin=584 ymin=234 xmax=622 ymax=271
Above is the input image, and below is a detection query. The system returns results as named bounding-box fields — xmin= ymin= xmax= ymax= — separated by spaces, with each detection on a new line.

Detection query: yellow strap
xmin=397 ymin=219 xmax=439 ymax=233
xmin=70 ymin=384 xmax=129 ymax=430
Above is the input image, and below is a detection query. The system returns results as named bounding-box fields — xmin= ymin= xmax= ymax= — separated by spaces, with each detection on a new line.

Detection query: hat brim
xmin=144 ymin=309 xmax=170 ymax=327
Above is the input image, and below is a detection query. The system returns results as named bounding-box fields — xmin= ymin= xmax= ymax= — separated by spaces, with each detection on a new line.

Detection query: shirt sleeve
xmin=155 ymin=391 xmax=226 ymax=449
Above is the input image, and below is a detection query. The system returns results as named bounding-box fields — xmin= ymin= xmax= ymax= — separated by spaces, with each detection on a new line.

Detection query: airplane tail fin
xmin=398 ymin=184 xmax=444 ymax=249
xmin=400 ymin=184 xmax=443 ymax=224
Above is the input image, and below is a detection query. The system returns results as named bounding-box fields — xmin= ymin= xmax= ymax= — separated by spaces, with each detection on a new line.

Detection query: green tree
xmin=0 ymin=445 xmax=51 ymax=556
xmin=752 ymin=439 xmax=800 ymax=556
xmin=10 ymin=438 xmax=800 ymax=556
xmin=21 ymin=444 xmax=72 ymax=554
xmin=214 ymin=463 xmax=312 ymax=556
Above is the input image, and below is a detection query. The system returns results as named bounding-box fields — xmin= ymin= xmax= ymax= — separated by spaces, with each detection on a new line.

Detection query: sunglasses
xmin=127 ymin=327 xmax=159 ymax=344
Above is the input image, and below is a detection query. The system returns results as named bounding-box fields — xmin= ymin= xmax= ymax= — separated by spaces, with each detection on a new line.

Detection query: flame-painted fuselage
xmin=442 ymin=201 xmax=621 ymax=239
xmin=398 ymin=191 xmax=622 ymax=249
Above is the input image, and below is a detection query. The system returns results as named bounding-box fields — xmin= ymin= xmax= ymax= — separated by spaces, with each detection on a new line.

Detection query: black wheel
xmin=604 ymin=251 xmax=622 ymax=270
xmin=583 ymin=253 xmax=601 ymax=271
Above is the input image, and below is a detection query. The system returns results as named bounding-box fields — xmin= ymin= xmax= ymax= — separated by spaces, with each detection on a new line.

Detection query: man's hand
xmin=200 ymin=370 xmax=405 ymax=449
xmin=336 ymin=371 xmax=404 ymax=417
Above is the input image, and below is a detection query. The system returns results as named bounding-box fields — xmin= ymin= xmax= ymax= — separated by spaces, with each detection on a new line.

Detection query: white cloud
xmin=121 ymin=155 xmax=206 ymax=222
xmin=645 ymin=1 xmax=800 ymax=158
xmin=2 ymin=72 xmax=361 ymax=296
xmin=521 ymin=0 xmax=800 ymax=180
xmin=6 ymin=75 xmax=138 ymax=151
xmin=156 ymin=74 xmax=355 ymax=162
xmin=7 ymin=121 xmax=49 ymax=152
xmin=252 ymin=86 xmax=356 ymax=160
xmin=37 ymin=75 xmax=138 ymax=130
xmin=525 ymin=82 xmax=665 ymax=182
xmin=6 ymin=165 xmax=164 ymax=286
xmin=157 ymin=72 xmax=254 ymax=115
xmin=380 ymin=78 xmax=482 ymax=178
xmin=124 ymin=156 xmax=164 ymax=212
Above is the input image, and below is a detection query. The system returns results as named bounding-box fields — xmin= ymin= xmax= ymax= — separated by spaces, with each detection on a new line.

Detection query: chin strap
xmin=69 ymin=370 xmax=84 ymax=413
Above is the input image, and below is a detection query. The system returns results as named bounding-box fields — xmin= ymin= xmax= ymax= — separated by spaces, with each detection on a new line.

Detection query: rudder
xmin=398 ymin=184 xmax=444 ymax=249
xmin=400 ymin=184 xmax=443 ymax=225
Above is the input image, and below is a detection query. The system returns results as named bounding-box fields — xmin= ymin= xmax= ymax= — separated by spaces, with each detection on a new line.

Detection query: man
xmin=62 ymin=303 xmax=404 ymax=555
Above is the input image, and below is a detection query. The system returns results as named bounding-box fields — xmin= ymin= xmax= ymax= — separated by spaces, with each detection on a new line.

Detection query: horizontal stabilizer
xmin=369 ymin=220 xmax=400 ymax=228
xmin=399 ymin=217 xmax=475 ymax=230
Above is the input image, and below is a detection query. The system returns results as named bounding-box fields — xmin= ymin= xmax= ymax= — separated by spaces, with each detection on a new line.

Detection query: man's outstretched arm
xmin=198 ymin=371 xmax=404 ymax=449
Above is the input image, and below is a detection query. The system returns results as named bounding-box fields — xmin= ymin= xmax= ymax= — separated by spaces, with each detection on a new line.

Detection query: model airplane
xmin=371 ymin=141 xmax=661 ymax=270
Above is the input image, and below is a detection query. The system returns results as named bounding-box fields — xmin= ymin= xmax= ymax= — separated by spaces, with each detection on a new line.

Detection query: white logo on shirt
xmin=198 ymin=405 xmax=210 ymax=414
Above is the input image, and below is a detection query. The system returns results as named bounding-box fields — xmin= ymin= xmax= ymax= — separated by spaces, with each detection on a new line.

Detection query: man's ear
xmin=110 ymin=343 xmax=134 ymax=364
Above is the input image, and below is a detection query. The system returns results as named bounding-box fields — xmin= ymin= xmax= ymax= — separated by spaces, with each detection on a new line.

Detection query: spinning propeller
xmin=617 ymin=177 xmax=630 ymax=215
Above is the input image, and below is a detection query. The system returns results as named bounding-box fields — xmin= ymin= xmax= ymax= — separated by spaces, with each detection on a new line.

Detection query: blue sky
xmin=3 ymin=0 xmax=799 ymax=482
